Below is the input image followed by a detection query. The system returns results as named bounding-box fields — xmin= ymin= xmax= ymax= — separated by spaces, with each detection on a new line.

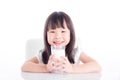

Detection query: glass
xmin=51 ymin=45 xmax=65 ymax=59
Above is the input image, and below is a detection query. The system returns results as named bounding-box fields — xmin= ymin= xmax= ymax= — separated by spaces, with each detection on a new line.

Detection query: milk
xmin=51 ymin=45 xmax=65 ymax=59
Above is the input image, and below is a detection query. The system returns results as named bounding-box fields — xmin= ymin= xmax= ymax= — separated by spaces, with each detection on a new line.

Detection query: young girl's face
xmin=47 ymin=22 xmax=70 ymax=47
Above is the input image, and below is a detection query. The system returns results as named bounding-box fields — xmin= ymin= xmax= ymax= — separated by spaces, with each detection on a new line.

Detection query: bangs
xmin=49 ymin=20 xmax=65 ymax=29
xmin=47 ymin=13 xmax=66 ymax=30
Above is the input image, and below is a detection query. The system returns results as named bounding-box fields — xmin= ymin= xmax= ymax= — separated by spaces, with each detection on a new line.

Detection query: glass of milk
xmin=51 ymin=45 xmax=65 ymax=59
xmin=51 ymin=45 xmax=65 ymax=73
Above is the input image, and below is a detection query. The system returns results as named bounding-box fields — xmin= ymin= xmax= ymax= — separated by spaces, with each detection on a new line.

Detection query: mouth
xmin=53 ymin=41 xmax=64 ymax=46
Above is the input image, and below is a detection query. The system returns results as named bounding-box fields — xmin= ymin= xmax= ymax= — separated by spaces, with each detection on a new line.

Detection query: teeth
xmin=53 ymin=41 xmax=64 ymax=46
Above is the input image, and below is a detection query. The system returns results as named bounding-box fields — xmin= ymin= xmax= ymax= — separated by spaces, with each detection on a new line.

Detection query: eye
xmin=49 ymin=30 xmax=55 ymax=33
xmin=61 ymin=30 xmax=66 ymax=33
xmin=50 ymin=31 xmax=55 ymax=33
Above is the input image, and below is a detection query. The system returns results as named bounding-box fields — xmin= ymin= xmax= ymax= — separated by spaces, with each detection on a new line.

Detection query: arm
xmin=21 ymin=57 xmax=49 ymax=73
xmin=21 ymin=55 xmax=59 ymax=73
xmin=72 ymin=52 xmax=101 ymax=73
xmin=55 ymin=52 xmax=101 ymax=73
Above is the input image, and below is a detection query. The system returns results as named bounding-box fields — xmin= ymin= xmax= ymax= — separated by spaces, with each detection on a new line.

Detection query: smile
xmin=53 ymin=41 xmax=64 ymax=46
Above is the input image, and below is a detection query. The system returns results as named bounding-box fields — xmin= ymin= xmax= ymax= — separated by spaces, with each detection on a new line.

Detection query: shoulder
xmin=35 ymin=49 xmax=44 ymax=63
xmin=35 ymin=49 xmax=43 ymax=57
xmin=74 ymin=46 xmax=83 ymax=63
xmin=73 ymin=45 xmax=83 ymax=56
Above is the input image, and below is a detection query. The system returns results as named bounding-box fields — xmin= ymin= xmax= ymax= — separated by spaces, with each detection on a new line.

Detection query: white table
xmin=0 ymin=61 xmax=101 ymax=80
xmin=21 ymin=72 xmax=101 ymax=80
xmin=1 ymin=57 xmax=120 ymax=80
xmin=1 ymin=63 xmax=120 ymax=80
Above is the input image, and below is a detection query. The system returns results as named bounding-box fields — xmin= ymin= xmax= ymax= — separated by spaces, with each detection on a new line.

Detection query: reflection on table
xmin=21 ymin=72 xmax=101 ymax=80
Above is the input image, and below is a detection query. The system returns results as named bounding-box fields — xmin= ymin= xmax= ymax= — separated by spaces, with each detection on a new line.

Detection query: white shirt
xmin=35 ymin=46 xmax=83 ymax=64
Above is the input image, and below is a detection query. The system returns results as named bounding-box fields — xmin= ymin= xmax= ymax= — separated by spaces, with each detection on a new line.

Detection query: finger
xmin=57 ymin=65 xmax=66 ymax=72
xmin=60 ymin=56 xmax=68 ymax=61
xmin=59 ymin=59 xmax=67 ymax=65
xmin=51 ymin=61 xmax=55 ymax=66
xmin=49 ymin=55 xmax=58 ymax=63
xmin=49 ymin=54 xmax=54 ymax=60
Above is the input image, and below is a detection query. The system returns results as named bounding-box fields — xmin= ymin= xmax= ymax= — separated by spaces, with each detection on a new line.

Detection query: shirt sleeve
xmin=74 ymin=43 xmax=83 ymax=64
xmin=35 ymin=50 xmax=43 ymax=63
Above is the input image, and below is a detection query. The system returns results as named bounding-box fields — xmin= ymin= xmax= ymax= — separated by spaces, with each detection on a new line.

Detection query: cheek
xmin=65 ymin=33 xmax=70 ymax=45
xmin=67 ymin=36 xmax=70 ymax=44
xmin=47 ymin=34 xmax=53 ymax=45
xmin=47 ymin=33 xmax=50 ymax=44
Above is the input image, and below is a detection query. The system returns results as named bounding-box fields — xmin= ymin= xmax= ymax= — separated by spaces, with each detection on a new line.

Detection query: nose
xmin=55 ymin=32 xmax=62 ymax=39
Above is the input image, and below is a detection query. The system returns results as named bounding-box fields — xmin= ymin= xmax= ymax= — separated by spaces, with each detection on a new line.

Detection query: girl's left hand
xmin=55 ymin=56 xmax=74 ymax=73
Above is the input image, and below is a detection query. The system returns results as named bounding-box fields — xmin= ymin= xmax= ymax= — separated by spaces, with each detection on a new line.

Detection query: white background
xmin=0 ymin=0 xmax=120 ymax=80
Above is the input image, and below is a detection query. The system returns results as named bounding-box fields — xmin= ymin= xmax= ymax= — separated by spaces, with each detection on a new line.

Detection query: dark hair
xmin=42 ymin=11 xmax=76 ymax=64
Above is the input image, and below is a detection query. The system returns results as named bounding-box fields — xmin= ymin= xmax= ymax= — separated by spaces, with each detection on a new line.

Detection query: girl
xmin=21 ymin=11 xmax=101 ymax=73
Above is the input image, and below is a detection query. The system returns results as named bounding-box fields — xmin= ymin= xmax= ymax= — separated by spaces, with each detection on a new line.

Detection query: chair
xmin=25 ymin=39 xmax=44 ymax=59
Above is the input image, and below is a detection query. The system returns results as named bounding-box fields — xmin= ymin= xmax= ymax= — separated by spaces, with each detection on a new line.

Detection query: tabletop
xmin=21 ymin=72 xmax=101 ymax=80
xmin=0 ymin=57 xmax=120 ymax=80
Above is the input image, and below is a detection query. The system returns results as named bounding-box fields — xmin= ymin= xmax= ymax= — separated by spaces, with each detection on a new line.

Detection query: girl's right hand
xmin=46 ymin=55 xmax=57 ymax=72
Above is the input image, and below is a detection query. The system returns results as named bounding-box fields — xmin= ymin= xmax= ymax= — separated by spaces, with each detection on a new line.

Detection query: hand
xmin=55 ymin=56 xmax=74 ymax=73
xmin=46 ymin=55 xmax=57 ymax=72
